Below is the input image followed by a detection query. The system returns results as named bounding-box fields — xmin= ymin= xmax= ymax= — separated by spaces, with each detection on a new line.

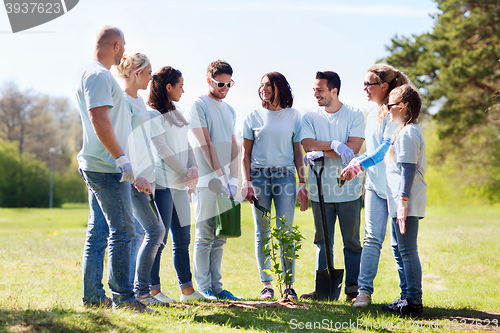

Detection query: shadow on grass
xmin=193 ymin=301 xmax=500 ymax=332
xmin=0 ymin=308 xmax=116 ymax=333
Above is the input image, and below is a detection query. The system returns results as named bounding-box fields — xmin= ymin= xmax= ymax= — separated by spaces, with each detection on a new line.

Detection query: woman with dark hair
xmin=241 ymin=72 xmax=308 ymax=300
xmin=147 ymin=66 xmax=208 ymax=302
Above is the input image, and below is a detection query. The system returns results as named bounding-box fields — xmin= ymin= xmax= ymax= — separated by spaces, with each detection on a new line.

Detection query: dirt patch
xmin=170 ymin=297 xmax=308 ymax=310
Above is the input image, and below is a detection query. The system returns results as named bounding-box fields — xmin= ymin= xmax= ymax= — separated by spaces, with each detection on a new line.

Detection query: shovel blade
xmin=315 ymin=268 xmax=344 ymax=301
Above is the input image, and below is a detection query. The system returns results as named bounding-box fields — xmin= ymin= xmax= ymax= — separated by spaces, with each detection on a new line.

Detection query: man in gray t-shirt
xmin=187 ymin=60 xmax=242 ymax=301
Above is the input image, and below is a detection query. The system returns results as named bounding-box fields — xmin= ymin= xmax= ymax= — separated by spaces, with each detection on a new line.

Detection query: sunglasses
xmin=363 ymin=81 xmax=379 ymax=88
xmin=210 ymin=77 xmax=234 ymax=88
xmin=387 ymin=103 xmax=399 ymax=110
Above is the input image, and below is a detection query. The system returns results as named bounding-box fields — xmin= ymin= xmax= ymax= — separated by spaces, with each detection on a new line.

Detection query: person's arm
xmin=358 ymin=137 xmax=391 ymax=170
xmin=151 ymin=133 xmax=188 ymax=177
xmin=89 ymin=106 xmax=124 ymax=158
xmin=190 ymin=127 xmax=224 ymax=177
xmin=241 ymin=138 xmax=255 ymax=203
xmin=302 ymin=137 xmax=364 ymax=158
xmin=396 ymin=162 xmax=417 ymax=234
xmin=293 ymin=142 xmax=308 ymax=211
xmin=229 ymin=135 xmax=239 ymax=179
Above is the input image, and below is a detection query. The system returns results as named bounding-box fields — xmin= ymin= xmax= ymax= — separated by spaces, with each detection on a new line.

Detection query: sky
xmin=0 ymin=0 xmax=439 ymax=133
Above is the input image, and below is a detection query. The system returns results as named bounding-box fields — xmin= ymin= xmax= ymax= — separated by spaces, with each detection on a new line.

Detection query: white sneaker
xmin=180 ymin=291 xmax=208 ymax=302
xmin=152 ymin=292 xmax=176 ymax=303
xmin=353 ymin=292 xmax=371 ymax=308
xmin=136 ymin=294 xmax=170 ymax=307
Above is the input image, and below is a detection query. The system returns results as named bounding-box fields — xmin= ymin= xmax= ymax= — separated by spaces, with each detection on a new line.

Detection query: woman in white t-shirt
xmin=116 ymin=53 xmax=168 ymax=307
xmin=147 ymin=66 xmax=208 ymax=302
xmin=241 ymin=72 xmax=309 ymax=300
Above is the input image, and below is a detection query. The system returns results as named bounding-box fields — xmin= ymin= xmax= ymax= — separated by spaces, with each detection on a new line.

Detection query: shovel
xmin=311 ymin=157 xmax=344 ymax=301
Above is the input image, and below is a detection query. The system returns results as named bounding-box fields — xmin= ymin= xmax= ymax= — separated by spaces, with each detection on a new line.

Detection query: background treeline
xmin=1 ymin=0 xmax=498 ymax=207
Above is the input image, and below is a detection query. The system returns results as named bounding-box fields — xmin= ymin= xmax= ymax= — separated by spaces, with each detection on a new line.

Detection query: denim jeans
xmin=192 ymin=187 xmax=227 ymax=294
xmin=390 ymin=216 xmax=422 ymax=304
xmin=129 ymin=218 xmax=145 ymax=287
xmin=153 ymin=187 xmax=193 ymax=291
xmin=130 ymin=187 xmax=166 ymax=297
xmin=358 ymin=189 xmax=389 ymax=295
xmin=79 ymin=170 xmax=135 ymax=306
xmin=250 ymin=167 xmax=297 ymax=284
xmin=311 ymin=197 xmax=362 ymax=294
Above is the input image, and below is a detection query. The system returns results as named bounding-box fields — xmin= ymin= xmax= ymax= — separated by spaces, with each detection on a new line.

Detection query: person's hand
xmin=397 ymin=197 xmax=408 ymax=234
xmin=340 ymin=158 xmax=363 ymax=181
xmin=228 ymin=177 xmax=238 ymax=199
xmin=297 ymin=182 xmax=309 ymax=212
xmin=241 ymin=180 xmax=255 ymax=204
xmin=133 ymin=177 xmax=152 ymax=194
xmin=330 ymin=140 xmax=355 ymax=165
xmin=183 ymin=168 xmax=199 ymax=190
xmin=304 ymin=151 xmax=324 ymax=166
xmin=218 ymin=174 xmax=230 ymax=196
xmin=116 ymin=155 xmax=134 ymax=182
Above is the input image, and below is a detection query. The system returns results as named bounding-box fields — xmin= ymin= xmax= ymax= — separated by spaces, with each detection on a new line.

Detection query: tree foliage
xmin=383 ymin=0 xmax=500 ymax=201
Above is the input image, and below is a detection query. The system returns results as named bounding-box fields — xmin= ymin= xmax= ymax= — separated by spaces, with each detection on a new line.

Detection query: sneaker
xmin=300 ymin=291 xmax=317 ymax=300
xmin=136 ymin=294 xmax=170 ymax=307
xmin=260 ymin=287 xmax=274 ymax=300
xmin=114 ymin=300 xmax=158 ymax=314
xmin=201 ymin=289 xmax=217 ymax=301
xmin=153 ymin=292 xmax=177 ymax=303
xmin=346 ymin=292 xmax=358 ymax=302
xmin=180 ymin=291 xmax=208 ymax=302
xmin=216 ymin=289 xmax=244 ymax=301
xmin=381 ymin=298 xmax=404 ymax=312
xmin=352 ymin=292 xmax=371 ymax=308
xmin=397 ymin=298 xmax=423 ymax=317
xmin=84 ymin=296 xmax=113 ymax=309
xmin=284 ymin=288 xmax=298 ymax=300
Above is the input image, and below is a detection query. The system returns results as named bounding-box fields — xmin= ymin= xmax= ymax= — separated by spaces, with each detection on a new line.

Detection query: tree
xmin=383 ymin=0 xmax=500 ymax=201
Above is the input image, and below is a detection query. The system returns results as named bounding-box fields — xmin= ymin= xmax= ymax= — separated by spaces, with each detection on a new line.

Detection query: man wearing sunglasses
xmin=300 ymin=71 xmax=365 ymax=302
xmin=187 ymin=60 xmax=242 ymax=301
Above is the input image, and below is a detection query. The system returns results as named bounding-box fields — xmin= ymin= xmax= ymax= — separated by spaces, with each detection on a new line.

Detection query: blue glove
xmin=218 ymin=174 xmax=230 ymax=196
xmin=304 ymin=151 xmax=324 ymax=166
xmin=229 ymin=177 xmax=238 ymax=199
xmin=330 ymin=140 xmax=355 ymax=165
xmin=116 ymin=155 xmax=134 ymax=182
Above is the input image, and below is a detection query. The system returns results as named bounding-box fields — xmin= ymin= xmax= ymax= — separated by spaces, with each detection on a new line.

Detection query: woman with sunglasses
xmin=241 ymin=72 xmax=308 ymax=300
xmin=147 ymin=66 xmax=209 ymax=302
xmin=340 ymin=64 xmax=410 ymax=308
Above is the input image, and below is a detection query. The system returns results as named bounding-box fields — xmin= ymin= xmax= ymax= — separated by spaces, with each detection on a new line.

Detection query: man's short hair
xmin=207 ymin=60 xmax=233 ymax=78
xmin=316 ymin=71 xmax=341 ymax=96
xmin=96 ymin=25 xmax=123 ymax=49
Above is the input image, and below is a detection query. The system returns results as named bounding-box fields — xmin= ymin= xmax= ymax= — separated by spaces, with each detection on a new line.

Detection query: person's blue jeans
xmin=250 ymin=167 xmax=297 ymax=284
xmin=130 ymin=187 xmax=166 ymax=297
xmin=391 ymin=216 xmax=422 ymax=304
xmin=311 ymin=197 xmax=362 ymax=294
xmin=192 ymin=187 xmax=227 ymax=294
xmin=129 ymin=218 xmax=145 ymax=288
xmin=153 ymin=187 xmax=193 ymax=291
xmin=79 ymin=170 xmax=135 ymax=306
xmin=358 ymin=189 xmax=389 ymax=295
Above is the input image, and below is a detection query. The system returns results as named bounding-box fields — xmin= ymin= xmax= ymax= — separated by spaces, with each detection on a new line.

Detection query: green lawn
xmin=0 ymin=202 xmax=499 ymax=332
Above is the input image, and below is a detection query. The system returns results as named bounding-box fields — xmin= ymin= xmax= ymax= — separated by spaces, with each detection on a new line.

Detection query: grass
xmin=0 ymin=202 xmax=499 ymax=332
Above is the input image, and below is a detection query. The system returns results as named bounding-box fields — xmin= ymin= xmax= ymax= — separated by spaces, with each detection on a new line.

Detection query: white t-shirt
xmin=363 ymin=109 xmax=399 ymax=199
xmin=242 ymin=107 xmax=301 ymax=172
xmin=187 ymin=95 xmax=236 ymax=188
xmin=386 ymin=124 xmax=427 ymax=218
xmin=76 ymin=61 xmax=132 ymax=173
xmin=301 ymin=104 xmax=365 ymax=203
xmin=126 ymin=94 xmax=165 ymax=183
xmin=152 ymin=109 xmax=192 ymax=190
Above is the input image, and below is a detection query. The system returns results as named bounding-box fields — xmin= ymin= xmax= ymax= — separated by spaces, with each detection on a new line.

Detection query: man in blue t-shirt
xmin=76 ymin=26 xmax=150 ymax=313
xmin=187 ymin=60 xmax=242 ymax=301
xmin=300 ymin=71 xmax=365 ymax=301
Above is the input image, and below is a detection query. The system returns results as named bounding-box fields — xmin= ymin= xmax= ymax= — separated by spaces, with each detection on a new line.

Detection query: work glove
xmin=397 ymin=197 xmax=408 ymax=234
xmin=304 ymin=151 xmax=324 ymax=166
xmin=330 ymin=140 xmax=355 ymax=165
xmin=116 ymin=155 xmax=134 ymax=182
xmin=297 ymin=182 xmax=309 ymax=212
xmin=228 ymin=177 xmax=239 ymax=199
xmin=340 ymin=158 xmax=363 ymax=181
xmin=133 ymin=177 xmax=152 ymax=194
xmin=241 ymin=180 xmax=256 ymax=204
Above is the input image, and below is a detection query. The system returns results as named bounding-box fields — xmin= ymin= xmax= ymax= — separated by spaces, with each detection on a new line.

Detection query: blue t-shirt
xmin=363 ymin=110 xmax=399 ymax=199
xmin=76 ymin=61 xmax=132 ymax=173
xmin=386 ymin=124 xmax=427 ymax=218
xmin=242 ymin=107 xmax=301 ymax=172
xmin=301 ymin=104 xmax=365 ymax=203
xmin=187 ymin=95 xmax=236 ymax=187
